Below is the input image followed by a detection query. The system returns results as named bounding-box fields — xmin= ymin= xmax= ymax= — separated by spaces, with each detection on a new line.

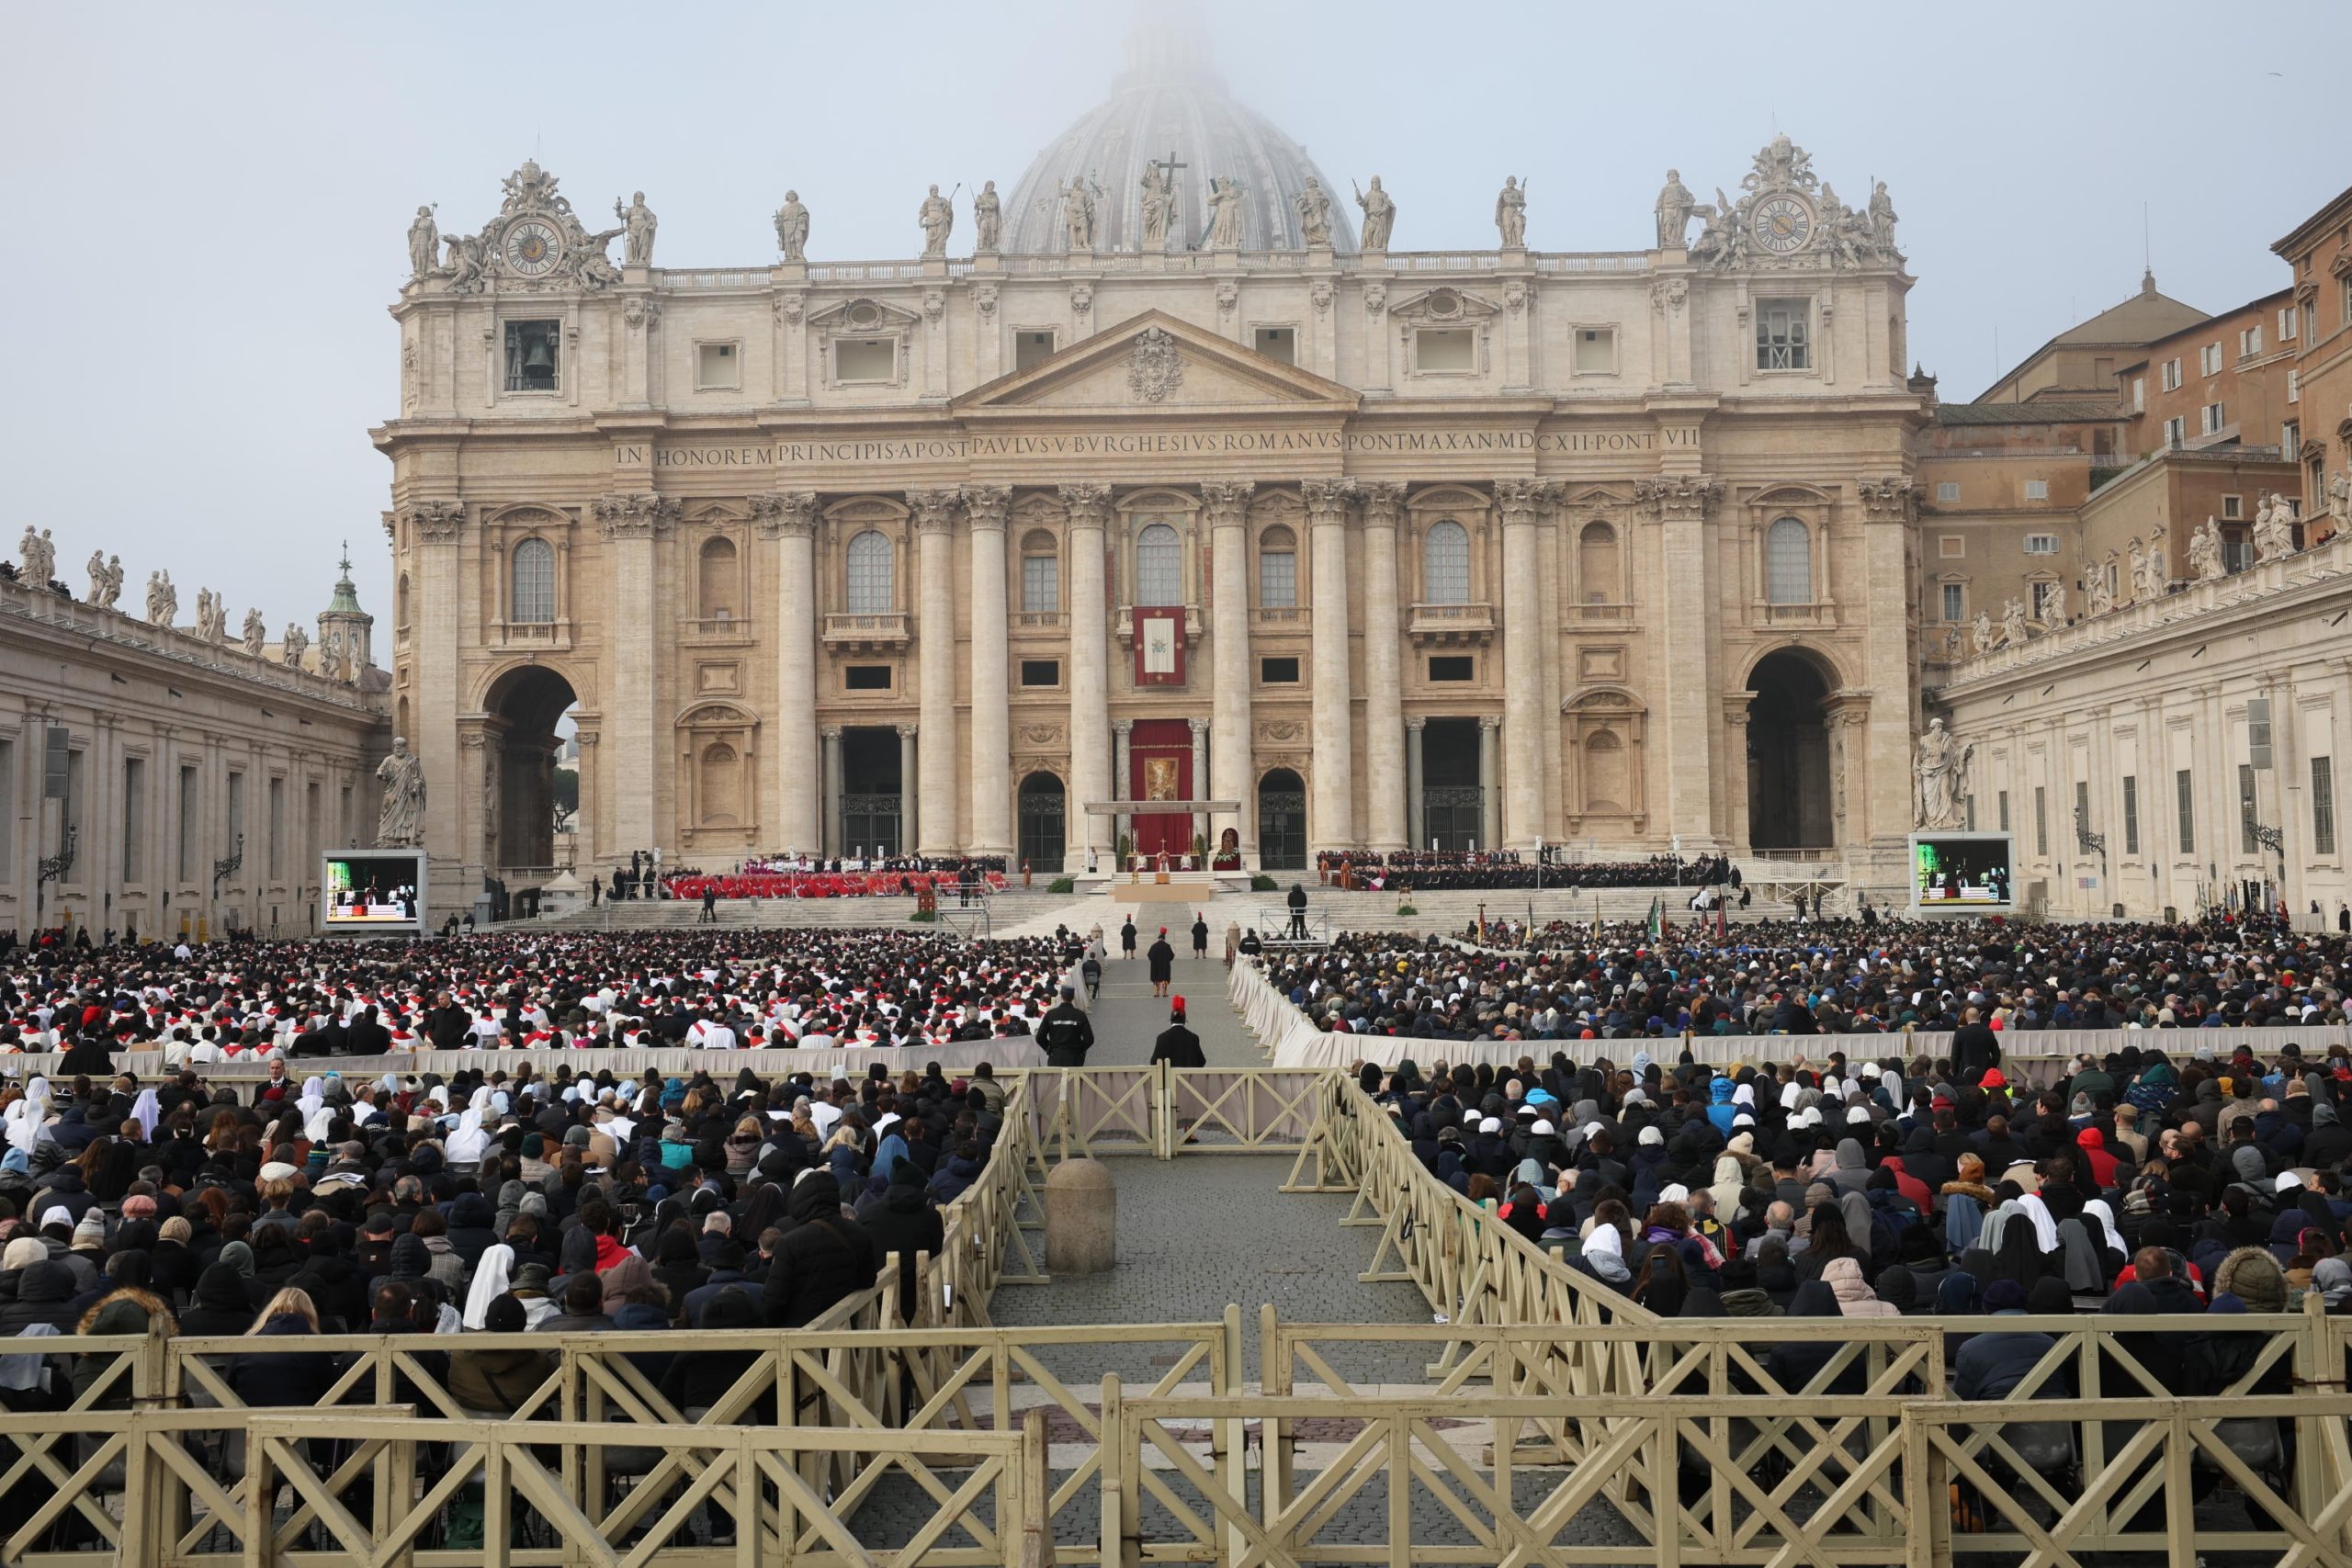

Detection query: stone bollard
xmin=1043 ymin=1157 xmax=1116 ymax=1275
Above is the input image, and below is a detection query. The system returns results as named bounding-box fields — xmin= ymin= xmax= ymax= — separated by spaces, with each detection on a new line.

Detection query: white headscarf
xmin=2016 ymin=1193 xmax=2061 ymax=1253
xmin=130 ymin=1089 xmax=162 ymax=1142
xmin=462 ymin=1243 xmax=515 ymax=1330
xmin=2081 ymin=1198 xmax=2126 ymax=1257
xmin=447 ymin=1109 xmax=489 ymax=1164
xmin=1580 ymin=1218 xmax=1628 ymax=1282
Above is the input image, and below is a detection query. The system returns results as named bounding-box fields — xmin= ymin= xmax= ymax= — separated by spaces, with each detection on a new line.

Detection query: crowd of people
xmin=1263 ymin=916 xmax=2343 ymax=1041
xmin=0 ymin=929 xmax=1081 ymax=1061
xmin=660 ymin=855 xmax=1010 ymax=905
xmin=1315 ymin=851 xmax=1736 ymax=892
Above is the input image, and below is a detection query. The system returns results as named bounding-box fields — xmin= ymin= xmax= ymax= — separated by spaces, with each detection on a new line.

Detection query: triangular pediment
xmin=954 ymin=310 xmax=1360 ymax=415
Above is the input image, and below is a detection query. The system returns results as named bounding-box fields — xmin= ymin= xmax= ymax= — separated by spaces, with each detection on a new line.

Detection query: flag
xmin=1716 ymin=897 xmax=1728 ymax=942
xmin=1645 ymin=895 xmax=1662 ymax=942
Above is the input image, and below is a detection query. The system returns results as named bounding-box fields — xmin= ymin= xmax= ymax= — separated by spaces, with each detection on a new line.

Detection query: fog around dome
xmin=1001 ymin=32 xmax=1357 ymax=255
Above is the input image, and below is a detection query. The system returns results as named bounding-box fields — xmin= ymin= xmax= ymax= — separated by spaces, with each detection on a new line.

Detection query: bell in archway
xmin=521 ymin=335 xmax=555 ymax=374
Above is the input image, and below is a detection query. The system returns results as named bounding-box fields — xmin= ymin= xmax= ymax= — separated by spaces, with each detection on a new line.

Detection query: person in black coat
xmin=1951 ymin=1009 xmax=2001 ymax=1079
xmin=1146 ymin=932 xmax=1176 ymax=998
xmin=1120 ymin=918 xmax=1137 ymax=960
xmin=761 ymin=1174 xmax=879 ymax=1329
xmin=861 ymin=1179 xmax=946 ymax=1325
xmin=344 ymin=1007 xmax=390 ymax=1057
xmin=1035 ymin=989 xmax=1095 ymax=1067
xmin=1149 ymin=1000 xmax=1204 ymax=1069
xmin=1190 ymin=916 xmax=1209 ymax=959
xmin=52 ymin=1035 xmax=112 ymax=1077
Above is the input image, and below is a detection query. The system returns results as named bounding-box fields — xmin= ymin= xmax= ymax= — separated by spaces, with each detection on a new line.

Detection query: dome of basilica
xmin=1001 ymin=31 xmax=1356 ymax=256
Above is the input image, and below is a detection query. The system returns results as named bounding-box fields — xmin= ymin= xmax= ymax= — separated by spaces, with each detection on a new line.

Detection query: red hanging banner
xmin=1133 ymin=607 xmax=1186 ymax=686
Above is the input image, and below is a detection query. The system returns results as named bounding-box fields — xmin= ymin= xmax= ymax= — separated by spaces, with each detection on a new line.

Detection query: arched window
xmin=1764 ymin=517 xmax=1812 ymax=604
xmin=1577 ymin=522 xmax=1620 ymax=604
xmin=845 ymin=529 xmax=893 ymax=614
xmin=1020 ymin=528 xmax=1058 ymax=613
xmin=1258 ymin=525 xmax=1297 ymax=608
xmin=1136 ymin=522 xmax=1182 ymax=606
xmin=1423 ymin=520 xmax=1471 ymax=604
xmin=698 ymin=536 xmax=740 ymax=620
xmin=510 ymin=538 xmax=555 ymax=624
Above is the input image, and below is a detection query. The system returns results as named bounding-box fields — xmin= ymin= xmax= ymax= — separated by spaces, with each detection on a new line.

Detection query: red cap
xmin=1981 ymin=1067 xmax=2007 ymax=1089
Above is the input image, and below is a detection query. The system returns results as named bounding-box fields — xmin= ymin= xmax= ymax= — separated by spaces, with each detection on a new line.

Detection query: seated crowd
xmin=1263 ymin=917 xmax=2345 ymax=1039
xmin=0 ymin=929 xmax=1076 ymax=1061
xmin=662 ymin=855 xmax=1008 ymax=902
xmin=1316 ymin=851 xmax=1733 ymax=892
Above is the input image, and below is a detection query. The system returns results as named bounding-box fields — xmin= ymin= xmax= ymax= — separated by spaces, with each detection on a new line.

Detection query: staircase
xmin=502 ymin=890 xmax=1080 ymax=935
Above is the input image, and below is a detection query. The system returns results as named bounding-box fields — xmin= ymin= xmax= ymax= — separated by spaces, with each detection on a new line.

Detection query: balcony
xmin=684 ymin=615 xmax=754 ymax=648
xmin=1407 ymin=602 xmax=1495 ymax=646
xmin=822 ymin=612 xmax=912 ymax=650
xmin=491 ymin=618 xmax=574 ymax=653
xmin=1114 ymin=604 xmax=1203 ymax=647
xmin=1752 ymin=600 xmax=1838 ymax=629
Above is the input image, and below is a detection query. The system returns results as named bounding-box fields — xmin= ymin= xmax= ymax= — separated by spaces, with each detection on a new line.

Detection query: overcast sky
xmin=4 ymin=0 xmax=2344 ymax=627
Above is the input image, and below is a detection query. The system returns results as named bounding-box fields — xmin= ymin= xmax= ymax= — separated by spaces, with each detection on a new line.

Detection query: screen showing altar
xmin=322 ymin=850 xmax=426 ymax=930
xmin=1908 ymin=832 xmax=2015 ymax=912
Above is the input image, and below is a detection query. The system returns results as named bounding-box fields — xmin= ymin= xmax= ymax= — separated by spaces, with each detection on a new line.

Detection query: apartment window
xmin=2279 ymin=306 xmax=2298 ymax=342
xmin=2240 ymin=762 xmax=2259 ymax=854
xmin=1764 ymin=517 xmax=1811 ymax=604
xmin=2316 ymin=756 xmax=2338 ymax=857
xmin=2121 ymin=774 xmax=2139 ymax=857
xmin=1572 ymin=326 xmax=1617 ymax=375
xmin=2238 ymin=324 xmax=2262 ymax=357
xmin=2199 ymin=343 xmax=2222 ymax=376
xmin=1020 ymin=551 xmax=1058 ymax=614
xmin=2177 ymin=768 xmax=2195 ymax=854
xmin=844 ymin=529 xmax=893 ymax=614
xmin=2303 ymin=303 xmax=2317 ymax=343
xmin=1429 ymin=656 xmax=1475 ymax=682
xmin=2023 ymin=534 xmax=2057 ymax=555
xmin=1939 ymin=535 xmax=1964 ymax=558
xmin=843 ymin=665 xmax=891 ymax=691
xmin=2031 ymin=580 xmax=2062 ymax=620
xmin=1997 ymin=789 xmax=2009 ymax=832
xmin=2163 ymin=415 xmax=2186 ymax=446
xmin=834 ymin=337 xmax=896 ymax=382
xmin=2023 ymin=478 xmax=2049 ymax=502
xmin=503 ymin=320 xmax=560 ymax=392
xmin=2288 ymin=369 xmax=2301 ymax=404
xmin=1260 ymin=656 xmax=1300 ymax=683
xmin=2200 ymin=401 xmax=2225 ymax=435
xmin=1940 ymin=582 xmax=1964 ymax=622
xmin=178 ymin=765 xmax=199 ymax=883
xmin=510 ymin=538 xmax=555 ymax=624
xmin=2282 ymin=421 xmax=2300 ymax=458
xmin=1935 ymin=481 xmax=1960 ymax=503
xmin=2343 ymin=275 xmax=2352 ymax=325
xmin=1013 ymin=330 xmax=1057 ymax=371
xmin=1258 ymin=529 xmax=1297 ymax=608
xmin=2132 ymin=376 xmax=2145 ymax=412
xmin=2161 ymin=358 xmax=2182 ymax=392
xmin=2222 ymin=494 xmax=2244 ymax=521
xmin=1756 ymin=299 xmax=1810 ymax=370
xmin=1018 ymin=660 xmax=1060 ymax=688
xmin=2033 ymin=785 xmax=2047 ymax=858
xmin=1251 ymin=326 xmax=1296 ymax=365
xmin=1414 ymin=328 xmax=1475 ymax=372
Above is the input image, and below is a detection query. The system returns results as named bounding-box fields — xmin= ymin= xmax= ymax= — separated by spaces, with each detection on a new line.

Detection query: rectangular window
xmin=2343 ymin=275 xmax=2352 ymax=325
xmin=1013 ymin=330 xmax=1057 ymax=371
xmin=1020 ymin=554 xmax=1058 ymax=614
xmin=2023 ymin=534 xmax=2057 ymax=555
xmin=1939 ymin=535 xmax=1964 ymax=557
xmin=694 ymin=341 xmax=741 ymax=390
xmin=2034 ymin=785 xmax=2047 ymax=858
xmin=2315 ymin=756 xmax=2338 ymax=856
xmin=1258 ymin=548 xmax=1296 ymax=608
xmin=2122 ymin=773 xmax=2139 ymax=856
xmin=843 ymin=664 xmax=892 ymax=691
xmin=1251 ymin=326 xmax=1296 ymax=365
xmin=178 ymin=766 xmax=198 ymax=883
xmin=1755 ymin=299 xmax=1810 ymax=370
xmin=2222 ymin=494 xmax=2244 ymax=520
xmin=267 ymin=775 xmax=285 ymax=881
xmin=1018 ymin=659 xmax=1060 ymax=688
xmin=2200 ymin=343 xmax=2222 ymax=376
xmin=2238 ymin=324 xmax=2262 ymax=357
xmin=2280 ymin=306 xmax=2298 ymax=342
xmin=503 ymin=320 xmax=560 ymax=392
xmin=2132 ymin=376 xmax=2145 ymax=411
xmin=1940 ymin=582 xmax=1964 ymax=622
xmin=1935 ymin=481 xmax=1960 ymax=503
xmin=1572 ymin=326 xmax=1617 ymax=374
xmin=834 ymin=337 xmax=896 ymax=382
xmin=2161 ymin=358 xmax=2182 ymax=391
xmin=2200 ymin=401 xmax=2225 ymax=435
xmin=2248 ymin=696 xmax=2272 ymax=768
xmin=1415 ymin=328 xmax=1475 ymax=372
xmin=1997 ymin=789 xmax=2009 ymax=831
xmin=2024 ymin=478 xmax=2049 ymax=501
xmin=2288 ymin=368 xmax=2301 ymax=404
xmin=1428 ymin=655 xmax=1475 ymax=682
xmin=2177 ymin=768 xmax=2195 ymax=854
xmin=1260 ymin=656 xmax=1301 ymax=683
xmin=120 ymin=757 xmax=144 ymax=884
xmin=2163 ymin=415 xmax=2185 ymax=446
xmin=2303 ymin=303 xmax=2317 ymax=343
xmin=2240 ymin=761 xmax=2258 ymax=853
xmin=2282 ymin=421 xmax=2299 ymax=457
xmin=2031 ymin=580 xmax=2062 ymax=620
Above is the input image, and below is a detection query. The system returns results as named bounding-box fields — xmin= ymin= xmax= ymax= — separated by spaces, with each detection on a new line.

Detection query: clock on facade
xmin=503 ymin=220 xmax=563 ymax=276
xmin=1749 ymin=195 xmax=1813 ymax=254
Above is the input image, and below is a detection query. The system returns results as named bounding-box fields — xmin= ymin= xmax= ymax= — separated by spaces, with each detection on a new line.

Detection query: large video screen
xmin=1909 ymin=832 xmax=2014 ymax=911
xmin=322 ymin=850 xmax=426 ymax=930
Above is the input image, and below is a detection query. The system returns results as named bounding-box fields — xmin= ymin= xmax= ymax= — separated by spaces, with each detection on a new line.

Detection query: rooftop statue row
xmin=402 ymin=140 xmax=1899 ymax=288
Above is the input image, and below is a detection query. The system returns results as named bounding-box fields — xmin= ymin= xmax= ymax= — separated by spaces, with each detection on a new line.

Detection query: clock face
xmin=503 ymin=220 xmax=562 ymax=276
xmin=1750 ymin=195 xmax=1813 ymax=254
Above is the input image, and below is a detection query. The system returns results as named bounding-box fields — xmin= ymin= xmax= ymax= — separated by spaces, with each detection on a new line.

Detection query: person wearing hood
xmin=861 ymin=1168 xmax=946 ymax=1325
xmin=71 ymin=1286 xmax=175 ymax=1404
xmin=1951 ymin=1279 xmax=2068 ymax=1402
xmin=446 ymin=1193 xmax=498 ymax=1269
xmin=0 ymin=1262 xmax=78 ymax=1333
xmin=1704 ymin=1077 xmax=1738 ymax=1136
xmin=178 ymin=1264 xmax=257 ymax=1337
xmin=448 ymin=1293 xmax=556 ymax=1416
xmin=926 ymin=1142 xmax=985 ymax=1206
xmin=1823 ymin=1255 xmax=1899 ymax=1317
xmin=1767 ymin=1282 xmax=1865 ymax=1393
xmin=762 ymin=1173 xmax=879 ymax=1329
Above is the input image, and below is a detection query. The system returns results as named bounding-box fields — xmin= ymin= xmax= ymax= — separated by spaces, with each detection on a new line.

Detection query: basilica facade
xmin=380 ymin=61 xmax=1925 ymax=894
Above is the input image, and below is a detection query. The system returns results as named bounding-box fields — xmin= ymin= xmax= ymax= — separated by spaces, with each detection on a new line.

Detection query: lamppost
xmin=34 ymin=823 xmax=76 ymax=925
xmin=2075 ymin=803 xmax=2109 ymax=917
xmin=2247 ymin=817 xmax=2286 ymax=920
xmin=212 ymin=833 xmax=244 ymax=936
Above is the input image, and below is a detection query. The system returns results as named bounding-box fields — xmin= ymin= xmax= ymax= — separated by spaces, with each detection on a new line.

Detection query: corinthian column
xmin=754 ymin=491 xmax=820 ymax=856
xmin=1305 ymin=478 xmax=1355 ymax=851
xmin=965 ymin=487 xmax=1012 ymax=856
xmin=1202 ymin=480 xmax=1255 ymax=865
xmin=1496 ymin=478 xmax=1544 ymax=851
xmin=594 ymin=491 xmax=679 ymax=858
xmin=910 ymin=490 xmax=962 ymax=856
xmin=1062 ymin=482 xmax=1113 ymax=871
xmin=1635 ymin=475 xmax=1725 ymax=845
xmin=1359 ymin=482 xmax=1407 ymax=851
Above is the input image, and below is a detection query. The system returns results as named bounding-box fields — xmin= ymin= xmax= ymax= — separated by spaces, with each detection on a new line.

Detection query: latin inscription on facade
xmin=619 ymin=427 xmax=1692 ymax=469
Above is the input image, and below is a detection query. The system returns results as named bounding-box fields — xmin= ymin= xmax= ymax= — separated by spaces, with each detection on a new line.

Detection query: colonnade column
xmin=910 ymin=491 xmax=962 ymax=857
xmin=897 ymin=725 xmax=918 ymax=853
xmin=594 ymin=492 xmax=677 ymax=861
xmin=1496 ymin=478 xmax=1545 ymax=851
xmin=965 ymin=488 xmax=1012 ymax=857
xmin=1636 ymin=476 xmax=1724 ymax=846
xmin=755 ymin=491 xmax=820 ymax=857
xmin=1202 ymin=480 xmax=1255 ymax=866
xmin=403 ymin=499 xmax=466 ymax=900
xmin=1062 ymin=483 xmax=1113 ymax=872
xmin=1188 ymin=718 xmax=1209 ymax=860
xmin=820 ymin=728 xmax=844 ymax=858
xmin=1406 ymin=717 xmax=1426 ymax=852
xmin=1360 ymin=482 xmax=1408 ymax=852
xmin=1113 ymin=721 xmax=1134 ymax=859
xmin=1304 ymin=479 xmax=1355 ymax=852
xmin=1478 ymin=716 xmax=1501 ymax=852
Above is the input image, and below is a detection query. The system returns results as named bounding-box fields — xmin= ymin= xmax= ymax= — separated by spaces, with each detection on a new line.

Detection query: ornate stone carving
xmin=1069 ymin=282 xmax=1093 ymax=318
xmin=1302 ymin=478 xmax=1356 ymax=525
xmin=775 ymin=292 xmax=805 ymax=324
xmin=1363 ymin=281 xmax=1386 ymax=318
xmin=1127 ymin=326 xmax=1184 ymax=402
xmin=1357 ymin=481 xmax=1406 ymax=528
xmin=972 ymin=180 xmax=1001 ymax=252
xmin=623 ymin=295 xmax=660 ymax=331
xmin=1971 ymin=611 xmax=1994 ymax=656
xmin=16 ymin=526 xmax=53 ymax=587
xmin=1017 ymin=723 xmax=1063 ymax=747
xmin=2253 ymin=491 xmax=2298 ymax=562
xmin=241 ymin=607 xmax=266 ymax=658
xmin=616 ymin=192 xmax=657 ymax=265
xmin=1632 ymin=475 xmax=1724 ymax=520
xmin=1215 ymin=280 xmax=1238 ymax=317
xmin=409 ymin=500 xmax=466 ymax=540
xmin=1649 ymin=276 xmax=1690 ymax=312
xmin=1491 ymin=478 xmax=1545 ymax=523
xmin=751 ymin=491 xmax=820 ymax=539
xmin=965 ymin=486 xmax=1012 ymax=531
xmin=1999 ymin=597 xmax=2029 ymax=647
xmin=594 ymin=492 xmax=681 ymax=539
xmin=193 ymin=588 xmax=226 ymax=644
xmin=376 ymin=736 xmax=425 ymax=849
xmin=909 ymin=491 xmax=963 ymax=534
xmin=1059 ymin=176 xmax=1100 ymax=251
xmin=1058 ymin=483 xmax=1112 ymax=529
xmin=1294 ymin=177 xmax=1334 ymax=247
xmin=1353 ymin=176 xmax=1394 ymax=251
xmin=1655 ymin=170 xmax=1696 ymax=248
xmin=1137 ymin=162 xmax=1176 ymax=254
xmin=1856 ymin=476 xmax=1922 ymax=523
xmin=144 ymin=570 xmax=175 ymax=627
xmin=972 ymin=284 xmax=997 ymax=319
xmin=1686 ymin=136 xmax=1902 ymax=274
xmin=1503 ymin=280 xmax=1527 ymax=315
xmin=406 ymin=205 xmax=439 ymax=281
xmin=282 ymin=623 xmax=309 ymax=667
xmin=1205 ymin=175 xmax=1246 ymax=249
xmin=1494 ymin=176 xmax=1527 ymax=247
xmin=2082 ymin=559 xmax=2111 ymax=616
xmin=917 ymin=184 xmax=954 ymax=258
xmin=85 ymin=550 xmax=122 ymax=608
xmin=2190 ymin=516 xmax=2228 ymax=581
xmin=1311 ymin=279 xmax=1335 ymax=316
xmin=1199 ymin=480 xmax=1255 ymax=526
xmin=773 ymin=190 xmax=809 ymax=262
xmin=1258 ymin=718 xmax=1305 ymax=742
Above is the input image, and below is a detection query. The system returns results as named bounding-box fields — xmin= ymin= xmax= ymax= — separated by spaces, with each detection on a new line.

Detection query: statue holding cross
xmin=1139 ymin=150 xmax=1185 ymax=253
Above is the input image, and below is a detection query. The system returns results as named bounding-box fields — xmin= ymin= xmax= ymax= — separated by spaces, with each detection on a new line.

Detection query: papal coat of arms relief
xmin=1127 ymin=327 xmax=1184 ymax=402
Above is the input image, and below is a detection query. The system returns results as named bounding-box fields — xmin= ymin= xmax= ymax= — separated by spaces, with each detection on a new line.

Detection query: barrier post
xmin=1019 ymin=1407 xmax=1052 ymax=1568
xmin=1260 ymin=1303 xmax=1292 ymax=1525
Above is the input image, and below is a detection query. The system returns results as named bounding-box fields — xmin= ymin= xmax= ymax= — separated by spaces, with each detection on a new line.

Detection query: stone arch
xmin=698 ymin=534 xmax=741 ymax=619
xmin=480 ymin=662 xmax=581 ymax=872
xmin=1746 ymin=647 xmax=1836 ymax=850
xmin=1564 ymin=687 xmax=1647 ymax=829
xmin=697 ymin=741 xmax=744 ymax=828
xmin=1016 ymin=770 xmax=1067 ymax=870
xmin=1257 ymin=766 xmax=1308 ymax=870
xmin=1575 ymin=520 xmax=1622 ymax=605
xmin=676 ymin=701 xmax=760 ymax=847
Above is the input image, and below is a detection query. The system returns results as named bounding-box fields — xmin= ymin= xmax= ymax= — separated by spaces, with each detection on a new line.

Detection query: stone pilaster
xmin=1202 ymin=480 xmax=1255 ymax=864
xmin=1495 ymin=478 xmax=1545 ymax=851
xmin=593 ymin=491 xmax=679 ymax=860
xmin=896 ymin=724 xmax=919 ymax=854
xmin=910 ymin=490 xmax=962 ymax=855
xmin=1188 ymin=717 xmax=1210 ymax=858
xmin=1062 ymin=482 xmax=1113 ymax=870
xmin=965 ymin=487 xmax=1012 ymax=856
xmin=1113 ymin=719 xmax=1134 ymax=858
xmin=1406 ymin=716 xmax=1427 ymax=852
xmin=405 ymin=500 xmax=465 ymax=874
xmin=1634 ymin=475 xmax=1724 ymax=847
xmin=1359 ymin=482 xmax=1408 ymax=852
xmin=820 ymin=727 xmax=844 ymax=858
xmin=753 ymin=491 xmax=820 ymax=856
xmin=1478 ymin=716 xmax=1501 ymax=852
xmin=1304 ymin=478 xmax=1355 ymax=851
